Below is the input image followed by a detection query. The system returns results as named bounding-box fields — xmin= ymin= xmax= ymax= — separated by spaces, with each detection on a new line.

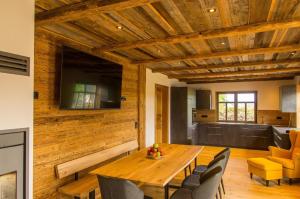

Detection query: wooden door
xmin=155 ymin=84 xmax=169 ymax=144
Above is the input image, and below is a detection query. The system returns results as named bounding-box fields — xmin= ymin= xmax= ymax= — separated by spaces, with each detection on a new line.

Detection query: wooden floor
xmin=141 ymin=147 xmax=300 ymax=199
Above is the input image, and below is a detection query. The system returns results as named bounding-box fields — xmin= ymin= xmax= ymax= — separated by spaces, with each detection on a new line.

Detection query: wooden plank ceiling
xmin=35 ymin=0 xmax=300 ymax=83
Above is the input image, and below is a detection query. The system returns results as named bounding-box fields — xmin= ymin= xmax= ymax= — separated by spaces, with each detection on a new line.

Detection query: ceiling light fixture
xmin=116 ymin=25 xmax=123 ymax=30
xmin=290 ymin=51 xmax=296 ymax=56
xmin=221 ymin=42 xmax=225 ymax=45
xmin=207 ymin=8 xmax=216 ymax=13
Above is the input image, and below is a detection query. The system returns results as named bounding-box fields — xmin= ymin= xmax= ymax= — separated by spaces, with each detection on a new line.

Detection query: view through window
xmin=217 ymin=92 xmax=256 ymax=122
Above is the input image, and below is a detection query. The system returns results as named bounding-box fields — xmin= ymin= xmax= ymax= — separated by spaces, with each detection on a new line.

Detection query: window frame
xmin=216 ymin=91 xmax=257 ymax=123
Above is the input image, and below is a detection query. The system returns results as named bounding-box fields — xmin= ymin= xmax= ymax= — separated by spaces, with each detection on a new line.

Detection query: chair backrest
xmin=97 ymin=176 xmax=144 ymax=199
xmin=214 ymin=147 xmax=230 ymax=159
xmin=290 ymin=131 xmax=300 ymax=160
xmin=213 ymin=147 xmax=231 ymax=173
xmin=201 ymin=155 xmax=225 ymax=181
xmin=192 ymin=167 xmax=223 ymax=199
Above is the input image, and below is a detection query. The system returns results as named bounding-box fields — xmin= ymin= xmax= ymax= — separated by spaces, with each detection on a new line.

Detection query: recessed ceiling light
xmin=221 ymin=42 xmax=225 ymax=45
xmin=207 ymin=8 xmax=216 ymax=13
xmin=116 ymin=25 xmax=123 ymax=30
xmin=290 ymin=51 xmax=296 ymax=55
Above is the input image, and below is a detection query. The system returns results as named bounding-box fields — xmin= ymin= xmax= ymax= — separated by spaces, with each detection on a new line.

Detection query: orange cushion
xmin=247 ymin=158 xmax=282 ymax=171
xmin=267 ymin=156 xmax=295 ymax=169
xmin=292 ymin=148 xmax=300 ymax=160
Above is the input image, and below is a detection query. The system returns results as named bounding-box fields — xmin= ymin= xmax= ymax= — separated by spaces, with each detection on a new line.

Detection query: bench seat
xmin=58 ymin=174 xmax=98 ymax=198
xmin=56 ymin=140 xmax=139 ymax=198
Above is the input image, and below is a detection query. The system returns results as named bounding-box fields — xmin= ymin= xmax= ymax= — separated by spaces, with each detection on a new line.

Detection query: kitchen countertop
xmin=272 ymin=126 xmax=299 ymax=134
xmin=192 ymin=121 xmax=298 ymax=128
xmin=193 ymin=121 xmax=270 ymax=126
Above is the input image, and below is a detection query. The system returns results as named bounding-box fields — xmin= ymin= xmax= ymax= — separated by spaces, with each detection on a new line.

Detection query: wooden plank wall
xmin=34 ymin=31 xmax=142 ymax=198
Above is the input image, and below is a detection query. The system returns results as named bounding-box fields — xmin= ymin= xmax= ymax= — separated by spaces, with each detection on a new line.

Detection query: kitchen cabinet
xmin=171 ymin=87 xmax=196 ymax=144
xmin=192 ymin=123 xmax=274 ymax=150
xmin=196 ymin=90 xmax=211 ymax=110
xmin=280 ymin=85 xmax=296 ymax=113
xmin=272 ymin=127 xmax=292 ymax=150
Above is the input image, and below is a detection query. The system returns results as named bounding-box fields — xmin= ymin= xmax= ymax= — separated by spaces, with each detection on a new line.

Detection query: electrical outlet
xmin=34 ymin=91 xmax=39 ymax=99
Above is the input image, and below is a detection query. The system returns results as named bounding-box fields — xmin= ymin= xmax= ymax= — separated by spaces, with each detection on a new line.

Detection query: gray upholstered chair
xmin=193 ymin=147 xmax=230 ymax=194
xmin=193 ymin=148 xmax=230 ymax=175
xmin=181 ymin=155 xmax=225 ymax=190
xmin=171 ymin=166 xmax=223 ymax=199
xmin=97 ymin=176 xmax=152 ymax=199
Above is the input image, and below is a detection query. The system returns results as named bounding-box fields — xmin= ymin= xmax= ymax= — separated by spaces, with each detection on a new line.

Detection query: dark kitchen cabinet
xmin=272 ymin=127 xmax=292 ymax=150
xmin=239 ymin=125 xmax=273 ymax=150
xmin=196 ymin=90 xmax=211 ymax=110
xmin=171 ymin=87 xmax=196 ymax=144
xmin=192 ymin=123 xmax=274 ymax=150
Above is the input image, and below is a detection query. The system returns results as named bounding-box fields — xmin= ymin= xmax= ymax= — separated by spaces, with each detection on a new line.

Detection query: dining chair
xmin=170 ymin=166 xmax=223 ymax=199
xmin=193 ymin=147 xmax=230 ymax=175
xmin=181 ymin=155 xmax=225 ymax=190
xmin=97 ymin=176 xmax=152 ymax=199
xmin=193 ymin=147 xmax=230 ymax=194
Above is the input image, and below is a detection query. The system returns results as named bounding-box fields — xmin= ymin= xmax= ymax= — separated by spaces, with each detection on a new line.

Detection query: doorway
xmin=155 ymin=84 xmax=169 ymax=144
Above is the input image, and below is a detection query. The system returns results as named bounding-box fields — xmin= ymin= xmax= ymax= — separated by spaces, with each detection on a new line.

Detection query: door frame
xmin=155 ymin=84 xmax=169 ymax=144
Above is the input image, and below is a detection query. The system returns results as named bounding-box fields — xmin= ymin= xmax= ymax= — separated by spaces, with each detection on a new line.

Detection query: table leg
xmin=194 ymin=157 xmax=197 ymax=168
xmin=89 ymin=190 xmax=95 ymax=199
xmin=165 ymin=183 xmax=169 ymax=199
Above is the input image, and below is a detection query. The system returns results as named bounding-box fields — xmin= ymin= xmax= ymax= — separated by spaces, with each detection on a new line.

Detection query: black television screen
xmin=60 ymin=46 xmax=123 ymax=110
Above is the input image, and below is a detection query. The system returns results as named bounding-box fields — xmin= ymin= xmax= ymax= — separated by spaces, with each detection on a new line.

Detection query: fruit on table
xmin=147 ymin=143 xmax=164 ymax=158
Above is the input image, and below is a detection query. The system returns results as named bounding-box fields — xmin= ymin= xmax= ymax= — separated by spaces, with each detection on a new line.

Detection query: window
xmin=217 ymin=92 xmax=257 ymax=122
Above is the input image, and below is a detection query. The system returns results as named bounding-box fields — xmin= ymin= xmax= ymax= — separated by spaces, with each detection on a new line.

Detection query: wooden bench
xmin=56 ymin=140 xmax=139 ymax=199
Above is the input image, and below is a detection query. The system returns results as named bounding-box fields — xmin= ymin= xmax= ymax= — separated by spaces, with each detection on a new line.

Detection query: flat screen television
xmin=59 ymin=46 xmax=123 ymax=110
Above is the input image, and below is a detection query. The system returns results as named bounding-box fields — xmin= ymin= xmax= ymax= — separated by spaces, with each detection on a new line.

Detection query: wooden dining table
xmin=91 ymin=144 xmax=203 ymax=199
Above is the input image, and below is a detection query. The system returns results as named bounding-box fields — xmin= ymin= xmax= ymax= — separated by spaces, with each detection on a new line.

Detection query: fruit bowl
xmin=146 ymin=143 xmax=164 ymax=160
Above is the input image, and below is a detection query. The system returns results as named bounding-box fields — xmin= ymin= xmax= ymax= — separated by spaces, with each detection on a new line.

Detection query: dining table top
xmin=91 ymin=144 xmax=203 ymax=187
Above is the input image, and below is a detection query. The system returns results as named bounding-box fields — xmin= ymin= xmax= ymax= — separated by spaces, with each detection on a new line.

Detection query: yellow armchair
xmin=268 ymin=130 xmax=300 ymax=184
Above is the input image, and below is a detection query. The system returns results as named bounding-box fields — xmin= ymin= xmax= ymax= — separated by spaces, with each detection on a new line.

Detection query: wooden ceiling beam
xmin=97 ymin=19 xmax=300 ymax=52
xmin=142 ymin=4 xmax=177 ymax=35
xmin=133 ymin=44 xmax=300 ymax=65
xmin=35 ymin=0 xmax=160 ymax=27
xmin=186 ymin=76 xmax=295 ymax=84
xmin=152 ymin=58 xmax=300 ymax=73
xmin=36 ymin=27 xmax=131 ymax=65
xmin=171 ymin=67 xmax=300 ymax=79
xmin=182 ymin=73 xmax=298 ymax=82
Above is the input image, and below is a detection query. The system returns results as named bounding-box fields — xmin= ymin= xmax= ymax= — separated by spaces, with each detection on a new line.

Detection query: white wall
xmin=145 ymin=69 xmax=185 ymax=146
xmin=188 ymin=80 xmax=295 ymax=110
xmin=0 ymin=1 xmax=34 ymax=198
